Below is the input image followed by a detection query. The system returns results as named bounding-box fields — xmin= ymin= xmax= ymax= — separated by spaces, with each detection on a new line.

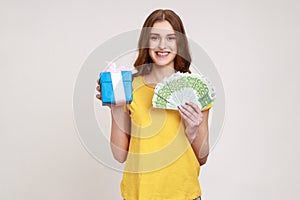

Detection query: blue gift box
xmin=100 ymin=71 xmax=132 ymax=106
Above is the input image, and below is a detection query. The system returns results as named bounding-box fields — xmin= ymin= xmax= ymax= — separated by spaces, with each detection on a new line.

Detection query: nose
xmin=158 ymin=38 xmax=166 ymax=49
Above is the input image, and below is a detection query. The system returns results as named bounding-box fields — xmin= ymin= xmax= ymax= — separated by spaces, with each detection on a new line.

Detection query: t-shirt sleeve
xmin=202 ymin=103 xmax=213 ymax=111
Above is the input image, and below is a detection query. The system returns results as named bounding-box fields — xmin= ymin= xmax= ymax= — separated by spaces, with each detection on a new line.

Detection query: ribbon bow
xmin=105 ymin=62 xmax=126 ymax=72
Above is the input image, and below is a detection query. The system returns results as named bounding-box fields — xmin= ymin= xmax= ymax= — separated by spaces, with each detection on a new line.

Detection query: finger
xmin=184 ymin=102 xmax=204 ymax=120
xmin=178 ymin=107 xmax=199 ymax=130
xmin=178 ymin=105 xmax=196 ymax=123
xmin=96 ymin=85 xmax=100 ymax=92
xmin=96 ymin=93 xmax=102 ymax=100
xmin=180 ymin=104 xmax=198 ymax=119
xmin=97 ymin=78 xmax=100 ymax=85
xmin=191 ymin=103 xmax=204 ymax=122
xmin=178 ymin=106 xmax=190 ymax=122
xmin=185 ymin=102 xmax=200 ymax=114
xmin=180 ymin=104 xmax=204 ymax=126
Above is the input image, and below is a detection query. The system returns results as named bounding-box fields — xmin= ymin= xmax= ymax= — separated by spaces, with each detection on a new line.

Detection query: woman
xmin=96 ymin=9 xmax=212 ymax=200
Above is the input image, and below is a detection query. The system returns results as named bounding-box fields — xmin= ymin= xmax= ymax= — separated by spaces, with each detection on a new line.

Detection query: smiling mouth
xmin=155 ymin=51 xmax=171 ymax=57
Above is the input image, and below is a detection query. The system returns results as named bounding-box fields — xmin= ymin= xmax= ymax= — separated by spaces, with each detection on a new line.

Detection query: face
xmin=148 ymin=20 xmax=177 ymax=68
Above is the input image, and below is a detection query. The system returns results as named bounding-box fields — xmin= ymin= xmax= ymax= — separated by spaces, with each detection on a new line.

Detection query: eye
xmin=167 ymin=36 xmax=176 ymax=41
xmin=150 ymin=36 xmax=159 ymax=41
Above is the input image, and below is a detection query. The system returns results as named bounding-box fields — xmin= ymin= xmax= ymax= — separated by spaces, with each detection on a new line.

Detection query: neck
xmin=146 ymin=63 xmax=175 ymax=85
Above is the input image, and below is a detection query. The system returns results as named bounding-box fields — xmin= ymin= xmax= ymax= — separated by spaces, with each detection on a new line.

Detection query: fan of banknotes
xmin=152 ymin=72 xmax=216 ymax=110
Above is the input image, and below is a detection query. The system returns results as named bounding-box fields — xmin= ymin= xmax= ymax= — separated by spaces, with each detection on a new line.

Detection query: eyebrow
xmin=150 ymin=33 xmax=176 ymax=36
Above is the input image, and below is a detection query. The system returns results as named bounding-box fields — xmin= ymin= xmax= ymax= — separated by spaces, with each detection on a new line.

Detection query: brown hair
xmin=134 ymin=9 xmax=191 ymax=76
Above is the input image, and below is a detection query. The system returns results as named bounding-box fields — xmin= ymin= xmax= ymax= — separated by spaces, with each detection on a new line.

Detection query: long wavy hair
xmin=134 ymin=9 xmax=192 ymax=76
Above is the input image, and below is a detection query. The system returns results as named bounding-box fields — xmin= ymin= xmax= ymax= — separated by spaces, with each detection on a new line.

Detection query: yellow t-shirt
xmin=121 ymin=76 xmax=211 ymax=200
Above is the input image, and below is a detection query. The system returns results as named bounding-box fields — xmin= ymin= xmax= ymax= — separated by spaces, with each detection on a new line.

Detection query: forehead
xmin=150 ymin=20 xmax=175 ymax=35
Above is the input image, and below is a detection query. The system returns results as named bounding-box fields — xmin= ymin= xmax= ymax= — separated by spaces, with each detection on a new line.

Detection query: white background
xmin=1 ymin=0 xmax=299 ymax=199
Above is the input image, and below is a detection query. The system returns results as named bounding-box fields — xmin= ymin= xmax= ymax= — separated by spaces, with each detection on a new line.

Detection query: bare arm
xmin=110 ymin=106 xmax=131 ymax=163
xmin=190 ymin=110 xmax=209 ymax=165
xmin=178 ymin=103 xmax=210 ymax=166
xmin=96 ymin=78 xmax=131 ymax=163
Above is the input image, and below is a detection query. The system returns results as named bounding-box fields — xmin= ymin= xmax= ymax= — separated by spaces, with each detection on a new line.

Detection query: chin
xmin=154 ymin=61 xmax=173 ymax=67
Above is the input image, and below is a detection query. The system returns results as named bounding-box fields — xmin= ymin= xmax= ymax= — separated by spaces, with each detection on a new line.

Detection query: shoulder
xmin=132 ymin=75 xmax=145 ymax=90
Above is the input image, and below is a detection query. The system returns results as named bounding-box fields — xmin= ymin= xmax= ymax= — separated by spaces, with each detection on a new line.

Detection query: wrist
xmin=110 ymin=105 xmax=123 ymax=113
xmin=186 ymin=132 xmax=196 ymax=143
xmin=110 ymin=104 xmax=125 ymax=110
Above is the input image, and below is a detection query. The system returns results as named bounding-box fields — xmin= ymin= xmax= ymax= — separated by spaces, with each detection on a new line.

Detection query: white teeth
xmin=157 ymin=52 xmax=169 ymax=56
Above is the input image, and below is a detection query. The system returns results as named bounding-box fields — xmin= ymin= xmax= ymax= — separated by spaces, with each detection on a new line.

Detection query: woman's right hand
xmin=96 ymin=78 xmax=102 ymax=101
xmin=96 ymin=79 xmax=130 ymax=163
xmin=95 ymin=78 xmax=123 ymax=110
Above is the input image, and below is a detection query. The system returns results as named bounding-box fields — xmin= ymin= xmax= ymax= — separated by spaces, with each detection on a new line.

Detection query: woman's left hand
xmin=178 ymin=102 xmax=203 ymax=143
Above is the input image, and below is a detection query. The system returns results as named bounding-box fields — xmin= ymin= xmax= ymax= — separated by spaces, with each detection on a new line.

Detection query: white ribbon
xmin=110 ymin=72 xmax=126 ymax=104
